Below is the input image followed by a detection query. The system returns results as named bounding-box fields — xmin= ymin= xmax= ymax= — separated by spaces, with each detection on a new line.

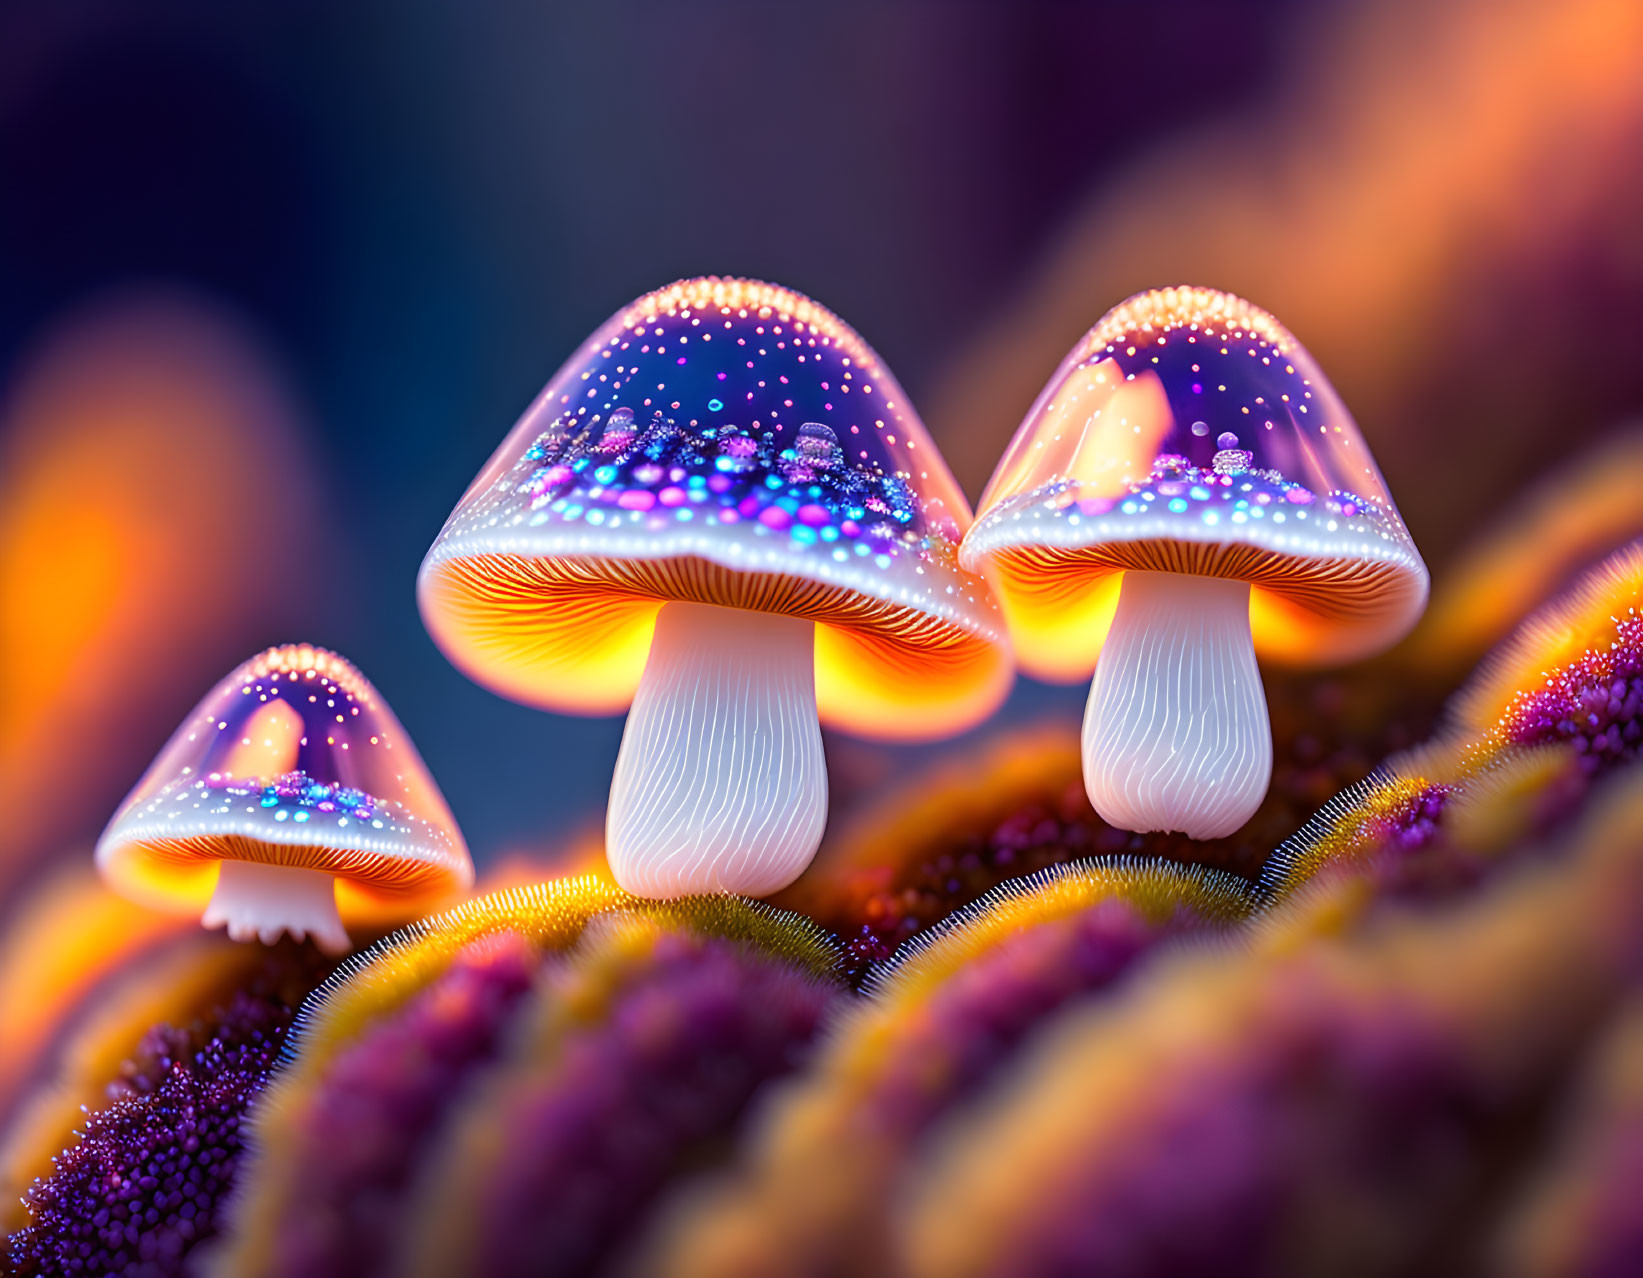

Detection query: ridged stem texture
xmin=1082 ymin=571 xmax=1271 ymax=839
xmin=608 ymin=602 xmax=826 ymax=897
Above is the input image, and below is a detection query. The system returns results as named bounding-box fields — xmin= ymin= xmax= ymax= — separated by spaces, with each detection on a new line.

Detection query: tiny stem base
xmin=202 ymin=860 xmax=351 ymax=954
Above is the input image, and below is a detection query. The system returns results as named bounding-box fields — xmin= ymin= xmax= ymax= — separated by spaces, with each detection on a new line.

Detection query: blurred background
xmin=4 ymin=0 xmax=1642 ymax=904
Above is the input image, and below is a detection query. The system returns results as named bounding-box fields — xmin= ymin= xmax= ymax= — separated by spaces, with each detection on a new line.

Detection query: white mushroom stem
xmin=1081 ymin=570 xmax=1272 ymax=840
xmin=607 ymin=601 xmax=827 ymax=898
xmin=202 ymin=860 xmax=352 ymax=954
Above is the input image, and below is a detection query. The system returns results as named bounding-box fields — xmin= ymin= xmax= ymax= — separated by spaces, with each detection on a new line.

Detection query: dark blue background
xmin=0 ymin=1 xmax=1323 ymax=867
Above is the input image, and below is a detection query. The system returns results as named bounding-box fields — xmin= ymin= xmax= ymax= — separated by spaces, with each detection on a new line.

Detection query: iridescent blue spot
xmin=593 ymin=465 xmax=619 ymax=485
xmin=708 ymin=398 xmax=724 ymax=411
xmin=1168 ymin=498 xmax=1188 ymax=513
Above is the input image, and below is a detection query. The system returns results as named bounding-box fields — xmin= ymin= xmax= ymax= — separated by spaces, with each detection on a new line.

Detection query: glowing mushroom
xmin=961 ymin=287 xmax=1427 ymax=839
xmin=419 ymin=276 xmax=1009 ymax=898
xmin=96 ymin=644 xmax=472 ymax=953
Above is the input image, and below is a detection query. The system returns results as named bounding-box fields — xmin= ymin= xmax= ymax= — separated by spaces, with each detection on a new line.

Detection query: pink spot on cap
xmin=797 ymin=503 xmax=831 ymax=526
xmin=658 ymin=486 xmax=687 ymax=507
xmin=759 ymin=506 xmax=793 ymax=531
xmin=618 ymin=490 xmax=656 ymax=511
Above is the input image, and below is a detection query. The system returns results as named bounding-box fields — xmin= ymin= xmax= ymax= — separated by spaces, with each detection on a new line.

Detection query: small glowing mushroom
xmin=962 ymin=287 xmax=1427 ymax=839
xmin=96 ymin=644 xmax=472 ymax=953
xmin=419 ymin=276 xmax=1009 ymax=898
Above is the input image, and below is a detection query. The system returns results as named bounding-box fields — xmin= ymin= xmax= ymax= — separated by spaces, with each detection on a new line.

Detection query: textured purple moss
xmin=1504 ymin=616 xmax=1643 ymax=774
xmin=465 ymin=932 xmax=837 ymax=1278
xmin=864 ymin=898 xmax=1208 ymax=1138
xmin=803 ymin=669 xmax=1437 ymax=984
xmin=259 ymin=932 xmax=539 ymax=1278
xmin=1354 ymin=784 xmax=1481 ymax=901
xmin=1010 ymin=982 xmax=1550 ymax=1278
xmin=1381 ymin=785 xmax=1453 ymax=853
xmin=831 ymin=781 xmax=1135 ymax=975
xmin=6 ymin=988 xmax=294 ymax=1278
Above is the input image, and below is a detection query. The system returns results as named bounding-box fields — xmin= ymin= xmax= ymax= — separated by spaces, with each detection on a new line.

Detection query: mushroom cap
xmin=419 ymin=276 xmax=1009 ymax=740
xmin=961 ymin=286 xmax=1427 ymax=679
xmin=96 ymin=644 xmax=472 ymax=924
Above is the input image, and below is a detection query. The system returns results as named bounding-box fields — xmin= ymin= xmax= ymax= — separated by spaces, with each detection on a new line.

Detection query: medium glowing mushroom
xmin=961 ymin=287 xmax=1427 ymax=839
xmin=96 ymin=644 xmax=471 ymax=953
xmin=419 ymin=276 xmax=1009 ymax=898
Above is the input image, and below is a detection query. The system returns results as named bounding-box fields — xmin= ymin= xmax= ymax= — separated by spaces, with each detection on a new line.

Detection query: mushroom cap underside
xmin=972 ymin=533 xmax=1427 ymax=680
xmin=418 ymin=541 xmax=1011 ymax=740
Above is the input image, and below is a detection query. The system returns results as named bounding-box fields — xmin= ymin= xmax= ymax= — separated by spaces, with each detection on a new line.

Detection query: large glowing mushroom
xmin=419 ymin=276 xmax=1009 ymax=898
xmin=96 ymin=644 xmax=471 ymax=953
xmin=961 ymin=287 xmax=1427 ymax=839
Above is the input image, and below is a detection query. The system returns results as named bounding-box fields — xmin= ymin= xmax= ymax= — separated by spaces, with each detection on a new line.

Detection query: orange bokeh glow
xmin=0 ymin=864 xmax=194 ymax=1129
xmin=0 ymin=292 xmax=323 ymax=889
